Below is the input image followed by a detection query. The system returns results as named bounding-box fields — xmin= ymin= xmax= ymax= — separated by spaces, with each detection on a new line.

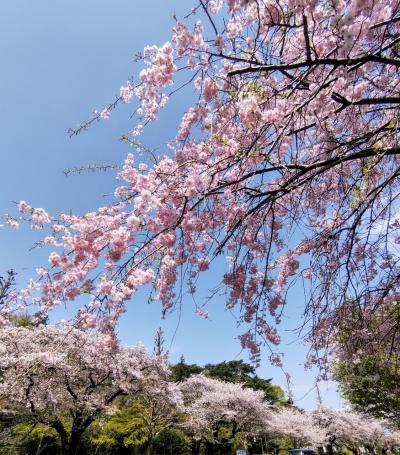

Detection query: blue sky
xmin=0 ymin=0 xmax=342 ymax=410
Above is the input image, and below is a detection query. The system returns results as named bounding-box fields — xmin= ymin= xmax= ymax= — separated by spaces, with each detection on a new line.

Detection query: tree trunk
xmin=64 ymin=427 xmax=86 ymax=455
xmin=191 ymin=438 xmax=202 ymax=455
xmin=64 ymin=438 xmax=78 ymax=455
xmin=55 ymin=415 xmax=93 ymax=455
xmin=145 ymin=438 xmax=153 ymax=455
xmin=204 ymin=440 xmax=215 ymax=454
xmin=327 ymin=435 xmax=336 ymax=455
xmin=50 ymin=419 xmax=69 ymax=454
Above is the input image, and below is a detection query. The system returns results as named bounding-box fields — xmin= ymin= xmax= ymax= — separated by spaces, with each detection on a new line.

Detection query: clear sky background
xmin=0 ymin=0 xmax=342 ymax=410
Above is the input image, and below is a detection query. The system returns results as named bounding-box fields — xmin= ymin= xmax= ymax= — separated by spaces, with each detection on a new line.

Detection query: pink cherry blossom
xmin=100 ymin=108 xmax=111 ymax=119
xmin=10 ymin=0 xmax=400 ymax=368
xmin=0 ymin=325 xmax=173 ymax=454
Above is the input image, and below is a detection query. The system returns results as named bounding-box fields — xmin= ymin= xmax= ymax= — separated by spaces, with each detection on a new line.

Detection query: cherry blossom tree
xmin=268 ymin=406 xmax=325 ymax=448
xmin=386 ymin=428 xmax=400 ymax=449
xmin=311 ymin=406 xmax=398 ymax=453
xmin=8 ymin=0 xmax=400 ymax=366
xmin=179 ymin=374 xmax=270 ymax=453
xmin=0 ymin=326 xmax=171 ymax=455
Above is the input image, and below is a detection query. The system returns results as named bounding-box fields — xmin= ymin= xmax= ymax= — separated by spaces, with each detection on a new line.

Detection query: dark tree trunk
xmin=327 ymin=435 xmax=336 ymax=455
xmin=64 ymin=426 xmax=87 ymax=455
xmin=204 ymin=440 xmax=215 ymax=455
xmin=145 ymin=439 xmax=154 ymax=455
xmin=50 ymin=419 xmax=69 ymax=454
xmin=191 ymin=438 xmax=202 ymax=455
xmin=52 ymin=414 xmax=93 ymax=455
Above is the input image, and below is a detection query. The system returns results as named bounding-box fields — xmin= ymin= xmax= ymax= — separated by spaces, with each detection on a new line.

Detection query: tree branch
xmin=227 ymin=55 xmax=400 ymax=77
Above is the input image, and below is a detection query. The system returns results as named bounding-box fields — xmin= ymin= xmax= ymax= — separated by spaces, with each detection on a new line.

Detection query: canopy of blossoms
xmin=0 ymin=325 xmax=174 ymax=453
xmin=4 ymin=0 xmax=400 ymax=369
xmin=179 ymin=373 xmax=270 ymax=440
xmin=0 ymin=326 xmax=171 ymax=421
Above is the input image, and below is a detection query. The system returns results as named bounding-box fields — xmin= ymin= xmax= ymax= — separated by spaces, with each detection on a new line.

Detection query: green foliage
xmin=203 ymin=360 xmax=256 ymax=381
xmin=91 ymin=401 xmax=149 ymax=450
xmin=91 ymin=394 xmax=181 ymax=454
xmin=172 ymin=358 xmax=286 ymax=404
xmin=0 ymin=420 xmax=60 ymax=455
xmin=333 ymin=300 xmax=400 ymax=425
xmin=8 ymin=313 xmax=34 ymax=327
xmin=243 ymin=376 xmax=286 ymax=403
xmin=8 ymin=312 xmax=48 ymax=327
xmin=333 ymin=355 xmax=400 ymax=424
xmin=340 ymin=448 xmax=354 ymax=455
xmin=152 ymin=428 xmax=191 ymax=455
xmin=170 ymin=356 xmax=203 ymax=382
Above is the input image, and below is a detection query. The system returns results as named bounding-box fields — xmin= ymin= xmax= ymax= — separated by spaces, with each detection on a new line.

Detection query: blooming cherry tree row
xmin=1 ymin=326 xmax=399 ymax=454
xmin=179 ymin=373 xmax=400 ymax=450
